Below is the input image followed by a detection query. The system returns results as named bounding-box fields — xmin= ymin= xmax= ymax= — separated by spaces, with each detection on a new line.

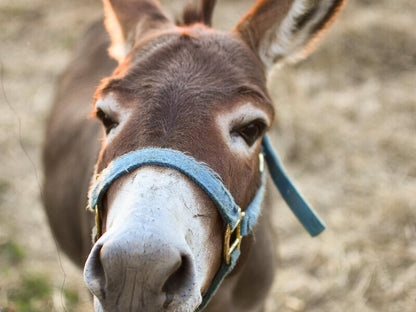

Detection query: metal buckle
xmin=223 ymin=208 xmax=246 ymax=265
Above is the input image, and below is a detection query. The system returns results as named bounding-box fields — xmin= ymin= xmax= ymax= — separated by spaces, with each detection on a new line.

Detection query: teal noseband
xmin=88 ymin=135 xmax=325 ymax=310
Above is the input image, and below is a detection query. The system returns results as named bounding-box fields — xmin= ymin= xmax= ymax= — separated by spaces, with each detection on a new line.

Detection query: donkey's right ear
xmin=103 ymin=0 xmax=173 ymax=62
xmin=235 ymin=0 xmax=346 ymax=70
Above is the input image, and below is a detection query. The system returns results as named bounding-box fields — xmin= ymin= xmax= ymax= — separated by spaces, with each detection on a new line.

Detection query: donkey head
xmin=83 ymin=0 xmax=345 ymax=311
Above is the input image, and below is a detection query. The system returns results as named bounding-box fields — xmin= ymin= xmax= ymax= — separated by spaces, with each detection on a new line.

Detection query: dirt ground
xmin=0 ymin=0 xmax=415 ymax=311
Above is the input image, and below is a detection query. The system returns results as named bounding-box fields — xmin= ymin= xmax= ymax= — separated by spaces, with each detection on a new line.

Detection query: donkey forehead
xmin=99 ymin=28 xmax=273 ymax=113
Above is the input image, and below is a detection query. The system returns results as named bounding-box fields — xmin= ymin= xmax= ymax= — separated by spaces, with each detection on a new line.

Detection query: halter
xmin=88 ymin=135 xmax=325 ymax=310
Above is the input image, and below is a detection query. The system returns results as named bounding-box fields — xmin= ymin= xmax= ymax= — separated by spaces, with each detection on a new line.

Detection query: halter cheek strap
xmin=88 ymin=135 xmax=325 ymax=310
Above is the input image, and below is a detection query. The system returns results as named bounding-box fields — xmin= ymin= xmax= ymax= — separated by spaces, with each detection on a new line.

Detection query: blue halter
xmin=88 ymin=135 xmax=325 ymax=310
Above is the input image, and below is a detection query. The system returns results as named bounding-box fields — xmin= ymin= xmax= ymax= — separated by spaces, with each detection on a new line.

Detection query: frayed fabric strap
xmin=89 ymin=148 xmax=255 ymax=231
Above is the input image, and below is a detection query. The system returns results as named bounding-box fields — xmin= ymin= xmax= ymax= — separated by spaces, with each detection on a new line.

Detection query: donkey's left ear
xmin=235 ymin=0 xmax=346 ymax=69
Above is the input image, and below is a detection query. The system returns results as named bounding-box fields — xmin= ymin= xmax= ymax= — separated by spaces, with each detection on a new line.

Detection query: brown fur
xmin=235 ymin=0 xmax=295 ymax=51
xmin=94 ymin=26 xmax=273 ymax=209
xmin=44 ymin=19 xmax=275 ymax=310
xmin=43 ymin=21 xmax=116 ymax=265
xmin=43 ymin=0 xmax=345 ymax=310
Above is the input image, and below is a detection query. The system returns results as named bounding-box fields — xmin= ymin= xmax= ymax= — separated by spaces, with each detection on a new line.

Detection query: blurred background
xmin=0 ymin=0 xmax=415 ymax=311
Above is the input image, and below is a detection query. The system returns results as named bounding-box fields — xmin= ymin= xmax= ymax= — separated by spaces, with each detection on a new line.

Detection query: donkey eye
xmin=233 ymin=120 xmax=266 ymax=147
xmin=96 ymin=109 xmax=119 ymax=135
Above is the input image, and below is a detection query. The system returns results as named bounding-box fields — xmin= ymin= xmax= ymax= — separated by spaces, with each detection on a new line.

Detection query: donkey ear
xmin=103 ymin=0 xmax=173 ymax=62
xmin=180 ymin=0 xmax=217 ymax=26
xmin=235 ymin=0 xmax=346 ymax=69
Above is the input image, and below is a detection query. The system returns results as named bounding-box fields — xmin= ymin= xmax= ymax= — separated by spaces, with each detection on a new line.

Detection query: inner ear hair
xmin=271 ymin=0 xmax=346 ymax=63
xmin=235 ymin=0 xmax=346 ymax=69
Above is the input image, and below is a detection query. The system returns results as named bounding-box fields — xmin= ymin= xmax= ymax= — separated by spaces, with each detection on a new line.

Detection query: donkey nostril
xmin=162 ymin=254 xmax=193 ymax=307
xmin=84 ymin=243 xmax=106 ymax=300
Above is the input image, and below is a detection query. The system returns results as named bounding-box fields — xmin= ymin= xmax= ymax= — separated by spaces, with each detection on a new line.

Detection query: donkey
xmin=43 ymin=0 xmax=345 ymax=311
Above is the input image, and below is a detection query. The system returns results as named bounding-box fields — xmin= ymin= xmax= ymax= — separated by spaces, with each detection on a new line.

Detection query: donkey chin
xmin=84 ymin=167 xmax=222 ymax=312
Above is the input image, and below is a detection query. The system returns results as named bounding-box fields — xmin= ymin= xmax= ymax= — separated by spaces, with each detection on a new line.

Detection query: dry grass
xmin=0 ymin=0 xmax=415 ymax=311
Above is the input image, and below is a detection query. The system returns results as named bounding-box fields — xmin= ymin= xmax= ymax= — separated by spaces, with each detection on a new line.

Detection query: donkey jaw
xmin=84 ymin=167 xmax=222 ymax=312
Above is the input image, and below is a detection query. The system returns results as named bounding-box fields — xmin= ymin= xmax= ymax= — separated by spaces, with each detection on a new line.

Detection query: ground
xmin=0 ymin=0 xmax=415 ymax=311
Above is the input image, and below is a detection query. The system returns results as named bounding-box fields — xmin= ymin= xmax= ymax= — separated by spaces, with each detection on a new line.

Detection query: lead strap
xmin=262 ymin=135 xmax=326 ymax=236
